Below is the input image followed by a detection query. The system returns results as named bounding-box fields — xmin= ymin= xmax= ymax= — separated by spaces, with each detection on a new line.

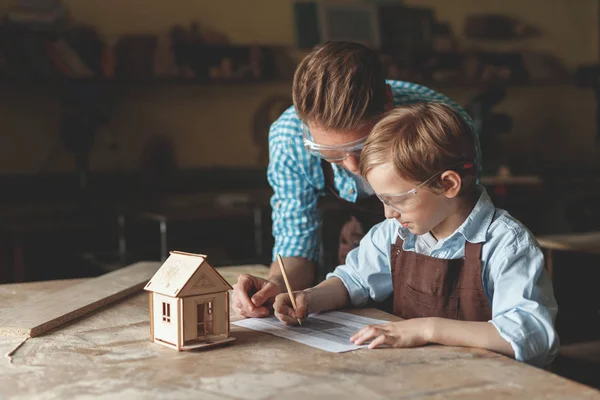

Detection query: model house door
xmin=197 ymin=301 xmax=214 ymax=338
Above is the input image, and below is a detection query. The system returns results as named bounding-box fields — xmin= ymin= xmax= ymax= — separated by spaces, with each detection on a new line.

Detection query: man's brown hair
xmin=293 ymin=41 xmax=387 ymax=131
xmin=359 ymin=102 xmax=477 ymax=195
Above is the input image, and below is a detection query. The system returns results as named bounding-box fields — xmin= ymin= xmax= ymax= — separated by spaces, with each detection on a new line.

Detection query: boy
xmin=273 ymin=103 xmax=559 ymax=367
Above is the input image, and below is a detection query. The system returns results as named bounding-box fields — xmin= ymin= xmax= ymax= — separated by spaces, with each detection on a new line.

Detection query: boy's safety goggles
xmin=302 ymin=123 xmax=367 ymax=162
xmin=376 ymin=162 xmax=474 ymax=213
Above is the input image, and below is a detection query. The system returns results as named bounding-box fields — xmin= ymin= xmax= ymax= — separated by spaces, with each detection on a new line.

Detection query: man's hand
xmin=273 ymin=290 xmax=310 ymax=325
xmin=232 ymin=274 xmax=282 ymax=318
xmin=350 ymin=318 xmax=434 ymax=349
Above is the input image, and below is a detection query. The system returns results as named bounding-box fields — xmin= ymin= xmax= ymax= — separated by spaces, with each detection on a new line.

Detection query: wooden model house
xmin=144 ymin=251 xmax=236 ymax=351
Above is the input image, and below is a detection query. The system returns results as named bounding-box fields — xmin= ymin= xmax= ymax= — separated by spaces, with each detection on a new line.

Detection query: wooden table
xmin=1 ymin=265 xmax=599 ymax=399
xmin=536 ymin=232 xmax=600 ymax=279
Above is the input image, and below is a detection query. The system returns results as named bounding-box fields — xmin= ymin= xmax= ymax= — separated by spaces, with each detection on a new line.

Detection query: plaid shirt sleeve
xmin=267 ymin=107 xmax=322 ymax=262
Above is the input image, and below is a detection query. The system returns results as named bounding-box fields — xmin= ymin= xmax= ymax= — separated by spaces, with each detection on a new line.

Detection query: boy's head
xmin=359 ymin=103 xmax=477 ymax=237
xmin=293 ymin=41 xmax=393 ymax=174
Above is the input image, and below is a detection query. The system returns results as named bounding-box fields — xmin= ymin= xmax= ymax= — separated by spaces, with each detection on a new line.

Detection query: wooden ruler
xmin=0 ymin=262 xmax=160 ymax=338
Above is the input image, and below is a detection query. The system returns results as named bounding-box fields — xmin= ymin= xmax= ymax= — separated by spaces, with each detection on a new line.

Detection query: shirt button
xmin=349 ymin=189 xmax=355 ymax=195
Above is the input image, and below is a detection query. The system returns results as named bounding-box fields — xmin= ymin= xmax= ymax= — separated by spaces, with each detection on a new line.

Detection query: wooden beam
xmin=226 ymin=291 xmax=230 ymax=337
xmin=177 ymin=297 xmax=183 ymax=350
xmin=0 ymin=262 xmax=160 ymax=338
xmin=149 ymin=292 xmax=154 ymax=342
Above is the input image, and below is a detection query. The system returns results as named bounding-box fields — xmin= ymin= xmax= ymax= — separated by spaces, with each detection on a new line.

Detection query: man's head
xmin=293 ymin=41 xmax=392 ymax=174
xmin=359 ymin=103 xmax=477 ymax=237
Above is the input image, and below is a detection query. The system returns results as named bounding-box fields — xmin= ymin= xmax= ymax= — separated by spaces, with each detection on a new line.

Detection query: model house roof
xmin=144 ymin=251 xmax=232 ymax=297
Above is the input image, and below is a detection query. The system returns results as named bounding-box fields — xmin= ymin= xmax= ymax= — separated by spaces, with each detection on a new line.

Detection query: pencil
xmin=276 ymin=254 xmax=303 ymax=326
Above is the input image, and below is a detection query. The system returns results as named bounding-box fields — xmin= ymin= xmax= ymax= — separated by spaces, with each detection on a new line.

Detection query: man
xmin=233 ymin=41 xmax=478 ymax=318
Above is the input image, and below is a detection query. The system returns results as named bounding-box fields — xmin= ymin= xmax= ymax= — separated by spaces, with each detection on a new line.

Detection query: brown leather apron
xmin=390 ymin=235 xmax=493 ymax=321
xmin=318 ymin=160 xmax=383 ymax=273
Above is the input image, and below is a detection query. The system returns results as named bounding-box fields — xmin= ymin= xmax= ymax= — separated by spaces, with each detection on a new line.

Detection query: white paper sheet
xmin=232 ymin=311 xmax=389 ymax=353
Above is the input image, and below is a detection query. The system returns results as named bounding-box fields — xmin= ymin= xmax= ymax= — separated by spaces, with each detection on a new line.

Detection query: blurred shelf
xmin=413 ymin=80 xmax=575 ymax=88
xmin=0 ymin=76 xmax=292 ymax=88
xmin=0 ymin=77 xmax=576 ymax=90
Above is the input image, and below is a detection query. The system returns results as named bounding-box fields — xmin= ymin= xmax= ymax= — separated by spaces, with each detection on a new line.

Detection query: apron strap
xmin=464 ymin=241 xmax=483 ymax=260
xmin=321 ymin=159 xmax=338 ymax=196
xmin=463 ymin=208 xmax=496 ymax=260
xmin=393 ymin=233 xmax=405 ymax=247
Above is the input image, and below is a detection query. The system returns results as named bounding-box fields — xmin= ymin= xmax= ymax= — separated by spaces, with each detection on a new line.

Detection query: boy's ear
xmin=440 ymin=170 xmax=462 ymax=198
xmin=384 ymin=84 xmax=393 ymax=111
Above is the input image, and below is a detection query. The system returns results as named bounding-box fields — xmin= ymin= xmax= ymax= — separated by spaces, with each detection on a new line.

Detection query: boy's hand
xmin=273 ymin=290 xmax=309 ymax=326
xmin=350 ymin=318 xmax=434 ymax=349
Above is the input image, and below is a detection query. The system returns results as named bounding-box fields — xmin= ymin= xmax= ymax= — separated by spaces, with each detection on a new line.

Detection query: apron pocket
xmin=400 ymin=282 xmax=459 ymax=319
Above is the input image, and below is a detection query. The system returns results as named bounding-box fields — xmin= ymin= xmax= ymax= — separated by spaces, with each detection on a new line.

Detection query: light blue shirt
xmin=327 ymin=187 xmax=559 ymax=367
xmin=267 ymin=80 xmax=480 ymax=262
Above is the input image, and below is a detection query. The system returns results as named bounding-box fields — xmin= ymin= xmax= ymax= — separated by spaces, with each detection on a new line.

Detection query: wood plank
xmin=0 ymin=262 xmax=160 ymax=338
xmin=226 ymin=290 xmax=230 ymax=337
xmin=149 ymin=292 xmax=154 ymax=342
xmin=0 ymin=278 xmax=87 ymax=321
xmin=177 ymin=297 xmax=183 ymax=350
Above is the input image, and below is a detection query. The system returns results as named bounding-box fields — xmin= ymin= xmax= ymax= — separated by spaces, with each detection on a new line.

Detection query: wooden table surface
xmin=1 ymin=265 xmax=599 ymax=399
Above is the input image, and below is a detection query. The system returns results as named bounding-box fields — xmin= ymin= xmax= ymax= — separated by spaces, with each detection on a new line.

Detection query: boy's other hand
xmin=232 ymin=274 xmax=282 ymax=318
xmin=350 ymin=319 xmax=434 ymax=349
xmin=273 ymin=290 xmax=309 ymax=325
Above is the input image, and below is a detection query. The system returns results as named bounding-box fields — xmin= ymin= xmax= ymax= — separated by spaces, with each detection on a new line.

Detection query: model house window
xmin=162 ymin=302 xmax=171 ymax=323
xmin=207 ymin=301 xmax=213 ymax=315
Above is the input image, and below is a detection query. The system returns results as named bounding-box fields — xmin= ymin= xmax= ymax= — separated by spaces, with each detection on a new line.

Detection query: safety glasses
xmin=376 ymin=163 xmax=474 ymax=213
xmin=302 ymin=123 xmax=367 ymax=162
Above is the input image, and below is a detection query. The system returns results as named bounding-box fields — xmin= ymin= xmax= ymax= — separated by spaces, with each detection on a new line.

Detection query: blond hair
xmin=293 ymin=41 xmax=387 ymax=131
xmin=360 ymin=103 xmax=476 ymax=195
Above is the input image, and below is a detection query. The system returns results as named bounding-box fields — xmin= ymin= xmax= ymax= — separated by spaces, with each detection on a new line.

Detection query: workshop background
xmin=0 ymin=0 xmax=599 ymax=388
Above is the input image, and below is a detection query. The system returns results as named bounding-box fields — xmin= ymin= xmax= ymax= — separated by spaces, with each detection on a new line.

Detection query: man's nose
xmin=341 ymin=154 xmax=360 ymax=174
xmin=384 ymin=205 xmax=400 ymax=219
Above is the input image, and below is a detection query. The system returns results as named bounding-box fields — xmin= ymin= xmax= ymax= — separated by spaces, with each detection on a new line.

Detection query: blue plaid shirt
xmin=268 ymin=80 xmax=479 ymax=262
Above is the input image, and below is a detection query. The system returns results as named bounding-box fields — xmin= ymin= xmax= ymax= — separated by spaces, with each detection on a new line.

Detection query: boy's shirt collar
xmin=397 ymin=185 xmax=495 ymax=247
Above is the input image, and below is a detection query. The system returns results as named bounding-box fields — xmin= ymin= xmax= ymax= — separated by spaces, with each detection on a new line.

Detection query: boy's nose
xmin=384 ymin=205 xmax=400 ymax=219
